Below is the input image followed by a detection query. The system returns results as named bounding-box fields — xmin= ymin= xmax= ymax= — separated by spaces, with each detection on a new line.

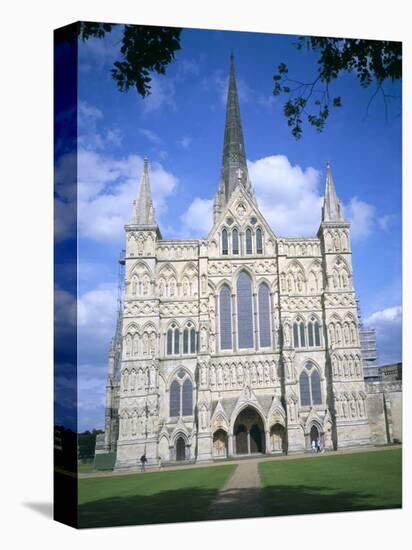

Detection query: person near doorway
xmin=140 ymin=453 xmax=147 ymax=472
xmin=311 ymin=440 xmax=316 ymax=453
xmin=316 ymin=437 xmax=321 ymax=453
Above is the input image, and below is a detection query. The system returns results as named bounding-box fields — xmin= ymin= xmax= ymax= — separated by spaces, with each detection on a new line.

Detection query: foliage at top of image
xmin=78 ymin=22 xmax=182 ymax=97
xmin=273 ymin=37 xmax=402 ymax=139
xmin=77 ymin=24 xmax=401 ymax=140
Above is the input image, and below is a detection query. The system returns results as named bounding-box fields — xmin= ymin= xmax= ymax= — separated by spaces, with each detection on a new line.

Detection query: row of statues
xmin=124 ymin=332 xmax=157 ymax=358
xmin=200 ymin=360 xmax=278 ymax=389
xmin=332 ymin=355 xmax=362 ymax=378
xmin=121 ymin=363 xmax=158 ymax=393
xmin=335 ymin=393 xmax=366 ymax=419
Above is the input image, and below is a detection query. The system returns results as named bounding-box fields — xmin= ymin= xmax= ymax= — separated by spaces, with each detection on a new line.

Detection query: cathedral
xmin=97 ymin=55 xmax=372 ymax=469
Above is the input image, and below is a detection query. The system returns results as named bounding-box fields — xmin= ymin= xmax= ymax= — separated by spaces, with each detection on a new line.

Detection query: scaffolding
xmin=356 ymin=300 xmax=379 ymax=380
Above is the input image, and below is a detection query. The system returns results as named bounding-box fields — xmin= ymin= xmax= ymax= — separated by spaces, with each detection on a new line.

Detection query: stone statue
xmin=200 ymin=326 xmax=208 ymax=352
xmin=200 ymin=363 xmax=207 ymax=386
xmin=210 ymin=367 xmax=216 ymax=387
xmin=150 ymin=333 xmax=156 ymax=356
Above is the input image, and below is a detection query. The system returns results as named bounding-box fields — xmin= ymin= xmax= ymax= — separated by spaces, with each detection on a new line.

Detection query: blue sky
xmin=60 ymin=25 xmax=402 ymax=431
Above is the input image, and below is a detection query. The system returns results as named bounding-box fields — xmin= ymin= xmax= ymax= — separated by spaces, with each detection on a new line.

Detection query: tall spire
xmin=322 ymin=161 xmax=344 ymax=222
xmin=219 ymin=53 xmax=251 ymax=203
xmin=131 ymin=157 xmax=157 ymax=225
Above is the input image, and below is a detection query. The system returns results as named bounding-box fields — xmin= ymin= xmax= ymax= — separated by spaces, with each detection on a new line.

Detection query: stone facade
xmin=98 ymin=56 xmax=373 ymax=470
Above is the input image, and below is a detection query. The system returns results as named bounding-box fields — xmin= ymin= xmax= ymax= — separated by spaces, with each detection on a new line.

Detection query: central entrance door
xmin=234 ymin=406 xmax=265 ymax=455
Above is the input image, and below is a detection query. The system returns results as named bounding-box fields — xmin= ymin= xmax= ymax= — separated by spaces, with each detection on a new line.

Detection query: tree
xmin=273 ymin=37 xmax=402 ymax=139
xmin=78 ymin=429 xmax=104 ymax=460
xmin=78 ymin=22 xmax=182 ymax=97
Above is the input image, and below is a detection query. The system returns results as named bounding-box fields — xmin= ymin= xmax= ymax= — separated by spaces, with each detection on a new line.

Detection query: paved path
xmin=79 ymin=444 xmax=401 ymax=479
xmin=208 ymin=460 xmax=263 ymax=520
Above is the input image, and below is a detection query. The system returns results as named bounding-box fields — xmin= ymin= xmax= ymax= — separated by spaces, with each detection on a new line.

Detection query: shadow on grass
xmin=78 ymin=482 xmax=401 ymax=528
xmin=78 ymin=487 xmax=219 ymax=528
xmin=261 ymin=484 xmax=402 ymax=517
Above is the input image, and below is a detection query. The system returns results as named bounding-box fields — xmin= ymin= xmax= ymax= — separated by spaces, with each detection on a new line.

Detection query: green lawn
xmin=78 ymin=464 xmax=235 ymax=528
xmin=78 ymin=463 xmax=96 ymax=474
xmin=259 ymin=449 xmax=402 ymax=517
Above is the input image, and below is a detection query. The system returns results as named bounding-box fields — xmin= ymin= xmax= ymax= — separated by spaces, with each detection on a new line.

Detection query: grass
xmin=259 ymin=448 xmax=402 ymax=517
xmin=78 ymin=463 xmax=96 ymax=474
xmin=78 ymin=464 xmax=235 ymax=528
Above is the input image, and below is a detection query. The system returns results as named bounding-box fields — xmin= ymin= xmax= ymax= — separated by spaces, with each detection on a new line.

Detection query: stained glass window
xmin=237 ymin=271 xmax=254 ymax=348
xmin=182 ymin=378 xmax=193 ymax=415
xmin=300 ymin=321 xmax=306 ymax=347
xmin=170 ymin=380 xmax=180 ymax=416
xmin=183 ymin=328 xmax=189 ymax=354
xmin=311 ymin=369 xmax=322 ymax=404
xmin=167 ymin=329 xmax=173 ymax=355
xmin=174 ymin=328 xmax=180 ymax=355
xmin=256 ymin=228 xmax=263 ymax=254
xmin=190 ymin=328 xmax=196 ymax=353
xmin=246 ymin=229 xmax=252 ymax=254
xmin=258 ymin=283 xmax=271 ymax=347
xmin=220 ymin=285 xmax=232 ymax=350
xmin=299 ymin=371 xmax=311 ymax=406
xmin=222 ymin=228 xmax=228 ymax=255
xmin=232 ymin=228 xmax=239 ymax=255
xmin=314 ymin=321 xmax=321 ymax=346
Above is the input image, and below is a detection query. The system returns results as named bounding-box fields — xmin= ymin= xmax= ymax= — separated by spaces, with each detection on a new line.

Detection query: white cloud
xmin=78 ymin=100 xmax=122 ymax=151
xmin=249 ymin=155 xmax=322 ymax=236
xmin=378 ymin=214 xmax=395 ymax=232
xmin=180 ymin=155 xmax=380 ymax=240
xmin=365 ymin=305 xmax=402 ymax=325
xmin=365 ymin=306 xmax=402 ymax=365
xmin=180 ymin=197 xmax=214 ymax=237
xmin=142 ymin=74 xmax=176 ymax=114
xmin=138 ymin=128 xmax=162 ymax=144
xmin=77 ymin=152 xmax=178 ymax=242
xmin=180 ymin=136 xmax=192 ymax=149
xmin=344 ymin=196 xmax=375 ymax=240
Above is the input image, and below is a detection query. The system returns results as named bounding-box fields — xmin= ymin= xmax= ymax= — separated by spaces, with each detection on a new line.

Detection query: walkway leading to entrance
xmin=208 ymin=460 xmax=263 ymax=520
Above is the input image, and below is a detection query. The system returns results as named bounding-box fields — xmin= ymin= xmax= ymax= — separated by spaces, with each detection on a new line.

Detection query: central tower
xmin=213 ymin=54 xmax=256 ymax=222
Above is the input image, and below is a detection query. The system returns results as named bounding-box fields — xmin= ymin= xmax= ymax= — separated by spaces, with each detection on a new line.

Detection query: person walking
xmin=311 ymin=440 xmax=316 ymax=454
xmin=140 ymin=453 xmax=147 ymax=472
xmin=316 ymin=437 xmax=321 ymax=453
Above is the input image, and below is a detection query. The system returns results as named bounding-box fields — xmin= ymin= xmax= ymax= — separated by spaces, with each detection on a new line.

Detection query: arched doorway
xmin=233 ymin=406 xmax=265 ymax=455
xmin=307 ymin=423 xmax=324 ymax=451
xmin=310 ymin=425 xmax=319 ymax=444
xmin=270 ymin=423 xmax=286 ymax=453
xmin=213 ymin=429 xmax=228 ymax=458
xmin=175 ymin=436 xmax=186 ymax=461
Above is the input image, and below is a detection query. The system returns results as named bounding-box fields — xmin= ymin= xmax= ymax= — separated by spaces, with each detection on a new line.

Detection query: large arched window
xmin=170 ymin=380 xmax=180 ymax=416
xmin=182 ymin=378 xmax=193 ymax=415
xmin=166 ymin=323 xmax=180 ymax=355
xmin=293 ymin=318 xmax=306 ymax=348
xmin=299 ymin=363 xmax=322 ymax=406
xmin=169 ymin=369 xmax=193 ymax=417
xmin=311 ymin=369 xmax=322 ymax=404
xmin=308 ymin=316 xmax=321 ymax=347
xmin=258 ymin=283 xmax=271 ymax=347
xmin=256 ymin=228 xmax=263 ymax=254
xmin=222 ymin=228 xmax=228 ymax=255
xmin=245 ymin=229 xmax=253 ymax=255
xmin=299 ymin=371 xmax=311 ymax=406
xmin=220 ymin=285 xmax=232 ymax=350
xmin=232 ymin=229 xmax=239 ymax=255
xmin=237 ymin=271 xmax=254 ymax=348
